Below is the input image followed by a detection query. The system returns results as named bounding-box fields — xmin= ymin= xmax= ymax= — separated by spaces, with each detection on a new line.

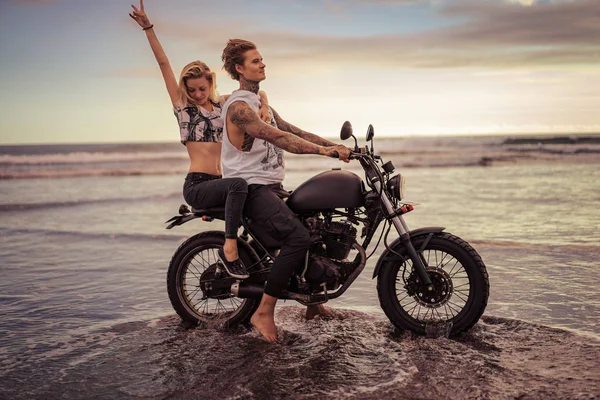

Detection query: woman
xmin=129 ymin=0 xmax=271 ymax=279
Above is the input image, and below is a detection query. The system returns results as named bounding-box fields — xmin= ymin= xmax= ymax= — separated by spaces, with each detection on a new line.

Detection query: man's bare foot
xmin=250 ymin=312 xmax=278 ymax=342
xmin=305 ymin=304 xmax=334 ymax=320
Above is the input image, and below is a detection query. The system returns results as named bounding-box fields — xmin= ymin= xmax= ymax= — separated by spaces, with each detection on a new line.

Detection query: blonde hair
xmin=178 ymin=61 xmax=219 ymax=108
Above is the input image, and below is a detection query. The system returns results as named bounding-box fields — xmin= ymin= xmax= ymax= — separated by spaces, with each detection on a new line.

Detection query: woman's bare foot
xmin=250 ymin=312 xmax=278 ymax=342
xmin=305 ymin=304 xmax=334 ymax=320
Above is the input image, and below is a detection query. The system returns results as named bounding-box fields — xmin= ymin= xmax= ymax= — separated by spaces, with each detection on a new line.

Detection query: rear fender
xmin=165 ymin=205 xmax=222 ymax=229
xmin=372 ymin=226 xmax=445 ymax=278
xmin=165 ymin=214 xmax=205 ymax=229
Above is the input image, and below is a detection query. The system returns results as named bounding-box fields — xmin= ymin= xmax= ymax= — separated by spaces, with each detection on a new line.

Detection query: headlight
xmin=386 ymin=174 xmax=405 ymax=201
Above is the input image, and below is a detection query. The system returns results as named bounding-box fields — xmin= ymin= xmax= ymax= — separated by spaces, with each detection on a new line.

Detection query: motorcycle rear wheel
xmin=167 ymin=231 xmax=259 ymax=328
xmin=377 ymin=232 xmax=489 ymax=336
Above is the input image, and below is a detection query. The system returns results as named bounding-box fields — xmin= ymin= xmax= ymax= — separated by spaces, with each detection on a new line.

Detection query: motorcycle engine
xmin=301 ymin=218 xmax=358 ymax=292
xmin=307 ymin=218 xmax=357 ymax=260
xmin=304 ymin=255 xmax=341 ymax=291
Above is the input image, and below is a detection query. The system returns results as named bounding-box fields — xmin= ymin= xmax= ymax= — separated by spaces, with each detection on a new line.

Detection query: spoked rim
xmin=396 ymin=248 xmax=471 ymax=324
xmin=178 ymin=244 xmax=248 ymax=324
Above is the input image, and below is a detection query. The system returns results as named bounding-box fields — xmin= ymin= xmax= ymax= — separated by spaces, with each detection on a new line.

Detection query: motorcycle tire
xmin=167 ymin=231 xmax=260 ymax=328
xmin=377 ymin=232 xmax=489 ymax=336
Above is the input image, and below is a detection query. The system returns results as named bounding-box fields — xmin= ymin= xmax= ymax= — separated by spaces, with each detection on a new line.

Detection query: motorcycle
xmin=165 ymin=122 xmax=490 ymax=336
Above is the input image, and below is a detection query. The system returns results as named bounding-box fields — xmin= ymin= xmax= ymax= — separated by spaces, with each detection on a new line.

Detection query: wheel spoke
xmin=187 ymin=285 xmax=202 ymax=300
xmin=446 ymin=259 xmax=461 ymax=276
xmin=453 ymin=291 xmax=469 ymax=303
xmin=397 ymin=292 xmax=410 ymax=303
xmin=408 ymin=302 xmax=419 ymax=317
xmin=433 ymin=306 xmax=445 ymax=321
xmin=447 ymin=300 xmax=465 ymax=312
xmin=443 ymin=303 xmax=456 ymax=319
xmin=186 ymin=261 xmax=204 ymax=280
xmin=193 ymin=297 xmax=208 ymax=312
xmin=449 ymin=269 xmax=464 ymax=280
xmin=454 ymin=287 xmax=471 ymax=296
xmin=453 ymin=282 xmax=470 ymax=289
xmin=229 ymin=297 xmax=242 ymax=309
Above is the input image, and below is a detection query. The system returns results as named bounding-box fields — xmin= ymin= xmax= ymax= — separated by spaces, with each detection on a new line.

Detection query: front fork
xmin=376 ymin=183 xmax=434 ymax=290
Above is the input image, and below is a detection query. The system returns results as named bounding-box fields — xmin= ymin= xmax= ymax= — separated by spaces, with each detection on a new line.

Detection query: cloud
xmin=352 ymin=0 xmax=434 ymax=4
xmin=11 ymin=0 xmax=62 ymax=4
xmin=508 ymin=0 xmax=538 ymax=5
xmin=156 ymin=0 xmax=599 ymax=70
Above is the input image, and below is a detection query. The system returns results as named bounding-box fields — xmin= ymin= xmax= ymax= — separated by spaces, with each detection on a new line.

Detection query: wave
xmin=0 ymin=227 xmax=187 ymax=242
xmin=0 ymin=192 xmax=182 ymax=212
xmin=503 ymin=135 xmax=600 ymax=145
xmin=3 ymin=134 xmax=599 ymax=179
xmin=0 ymin=167 xmax=190 ymax=180
xmin=470 ymin=239 xmax=600 ymax=253
xmin=0 ymin=150 xmax=187 ymax=166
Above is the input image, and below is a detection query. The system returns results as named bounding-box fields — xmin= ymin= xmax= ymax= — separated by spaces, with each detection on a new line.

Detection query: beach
xmin=1 ymin=134 xmax=599 ymax=399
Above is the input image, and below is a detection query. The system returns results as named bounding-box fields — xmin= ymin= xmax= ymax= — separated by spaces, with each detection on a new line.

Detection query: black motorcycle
xmin=165 ymin=122 xmax=490 ymax=336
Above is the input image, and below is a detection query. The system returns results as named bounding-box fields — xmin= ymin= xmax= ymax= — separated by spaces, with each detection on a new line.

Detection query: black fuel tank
xmin=286 ymin=170 xmax=365 ymax=213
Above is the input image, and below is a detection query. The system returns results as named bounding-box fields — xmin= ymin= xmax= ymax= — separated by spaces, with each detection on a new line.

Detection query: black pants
xmin=245 ymin=183 xmax=311 ymax=298
xmin=183 ymin=173 xmax=248 ymax=239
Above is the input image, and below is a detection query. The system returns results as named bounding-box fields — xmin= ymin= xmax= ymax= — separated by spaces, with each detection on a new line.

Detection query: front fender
xmin=372 ymin=226 xmax=445 ymax=278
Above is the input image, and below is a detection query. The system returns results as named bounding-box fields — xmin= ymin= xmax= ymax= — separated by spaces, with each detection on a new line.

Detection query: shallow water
xmin=1 ymin=136 xmax=599 ymax=398
xmin=2 ymin=309 xmax=599 ymax=400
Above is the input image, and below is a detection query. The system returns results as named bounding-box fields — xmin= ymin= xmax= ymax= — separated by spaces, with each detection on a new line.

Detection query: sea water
xmin=1 ymin=134 xmax=599 ymax=399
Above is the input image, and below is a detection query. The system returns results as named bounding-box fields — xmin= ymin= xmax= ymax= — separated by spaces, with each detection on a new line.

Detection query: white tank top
xmin=221 ymin=90 xmax=285 ymax=185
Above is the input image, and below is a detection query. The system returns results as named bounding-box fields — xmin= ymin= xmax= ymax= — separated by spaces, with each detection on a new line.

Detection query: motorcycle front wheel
xmin=167 ymin=231 xmax=260 ymax=328
xmin=377 ymin=232 xmax=489 ymax=336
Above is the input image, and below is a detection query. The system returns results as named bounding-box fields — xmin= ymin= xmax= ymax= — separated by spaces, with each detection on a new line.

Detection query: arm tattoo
xmin=270 ymin=107 xmax=337 ymax=146
xmin=229 ymin=102 xmax=326 ymax=155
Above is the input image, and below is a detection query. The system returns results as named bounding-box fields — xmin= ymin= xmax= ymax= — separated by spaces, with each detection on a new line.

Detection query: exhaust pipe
xmin=231 ymin=282 xmax=265 ymax=299
xmin=231 ymin=282 xmax=311 ymax=303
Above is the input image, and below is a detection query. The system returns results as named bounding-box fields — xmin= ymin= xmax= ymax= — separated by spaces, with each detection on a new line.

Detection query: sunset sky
xmin=0 ymin=0 xmax=598 ymax=144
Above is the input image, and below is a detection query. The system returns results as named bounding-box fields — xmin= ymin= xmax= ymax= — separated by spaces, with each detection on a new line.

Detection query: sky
xmin=0 ymin=0 xmax=598 ymax=144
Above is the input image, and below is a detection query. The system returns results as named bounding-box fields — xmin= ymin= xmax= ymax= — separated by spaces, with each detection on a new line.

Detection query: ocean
xmin=1 ymin=134 xmax=599 ymax=399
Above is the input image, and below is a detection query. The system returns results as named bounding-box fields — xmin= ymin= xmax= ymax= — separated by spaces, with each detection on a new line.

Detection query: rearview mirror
xmin=340 ymin=121 xmax=353 ymax=141
xmin=366 ymin=124 xmax=374 ymax=141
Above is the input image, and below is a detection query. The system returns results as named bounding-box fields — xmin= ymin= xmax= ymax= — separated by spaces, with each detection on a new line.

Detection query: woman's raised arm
xmin=129 ymin=0 xmax=180 ymax=108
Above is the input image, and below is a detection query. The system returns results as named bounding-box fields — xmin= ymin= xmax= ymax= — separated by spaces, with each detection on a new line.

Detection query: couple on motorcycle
xmin=130 ymin=1 xmax=351 ymax=342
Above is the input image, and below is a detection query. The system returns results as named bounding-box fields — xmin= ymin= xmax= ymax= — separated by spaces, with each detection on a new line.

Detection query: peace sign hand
xmin=129 ymin=0 xmax=152 ymax=29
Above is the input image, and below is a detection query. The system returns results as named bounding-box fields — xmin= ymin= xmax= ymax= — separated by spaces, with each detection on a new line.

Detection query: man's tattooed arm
xmin=229 ymin=101 xmax=338 ymax=156
xmin=270 ymin=106 xmax=337 ymax=146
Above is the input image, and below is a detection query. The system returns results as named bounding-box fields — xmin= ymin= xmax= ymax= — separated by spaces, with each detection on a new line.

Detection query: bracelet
xmin=142 ymin=24 xmax=154 ymax=31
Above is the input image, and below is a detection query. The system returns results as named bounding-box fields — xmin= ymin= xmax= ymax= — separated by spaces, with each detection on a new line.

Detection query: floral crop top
xmin=174 ymin=102 xmax=224 ymax=144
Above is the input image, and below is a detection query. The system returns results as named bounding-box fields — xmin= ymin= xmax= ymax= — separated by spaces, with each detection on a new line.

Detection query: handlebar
xmin=331 ymin=150 xmax=362 ymax=160
xmin=330 ymin=147 xmax=373 ymax=161
xmin=348 ymin=150 xmax=366 ymax=160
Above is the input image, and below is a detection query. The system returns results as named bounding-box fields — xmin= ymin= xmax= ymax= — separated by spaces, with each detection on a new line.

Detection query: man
xmin=220 ymin=39 xmax=351 ymax=342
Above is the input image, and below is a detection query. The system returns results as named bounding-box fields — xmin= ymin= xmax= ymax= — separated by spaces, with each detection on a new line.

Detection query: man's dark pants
xmin=245 ymin=183 xmax=311 ymax=297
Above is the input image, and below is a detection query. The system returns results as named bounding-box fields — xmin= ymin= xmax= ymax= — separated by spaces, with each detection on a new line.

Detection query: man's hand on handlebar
xmin=324 ymin=145 xmax=352 ymax=162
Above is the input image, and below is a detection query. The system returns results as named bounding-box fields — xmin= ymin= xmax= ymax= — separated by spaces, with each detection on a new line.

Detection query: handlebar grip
xmin=331 ymin=151 xmax=339 ymax=158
